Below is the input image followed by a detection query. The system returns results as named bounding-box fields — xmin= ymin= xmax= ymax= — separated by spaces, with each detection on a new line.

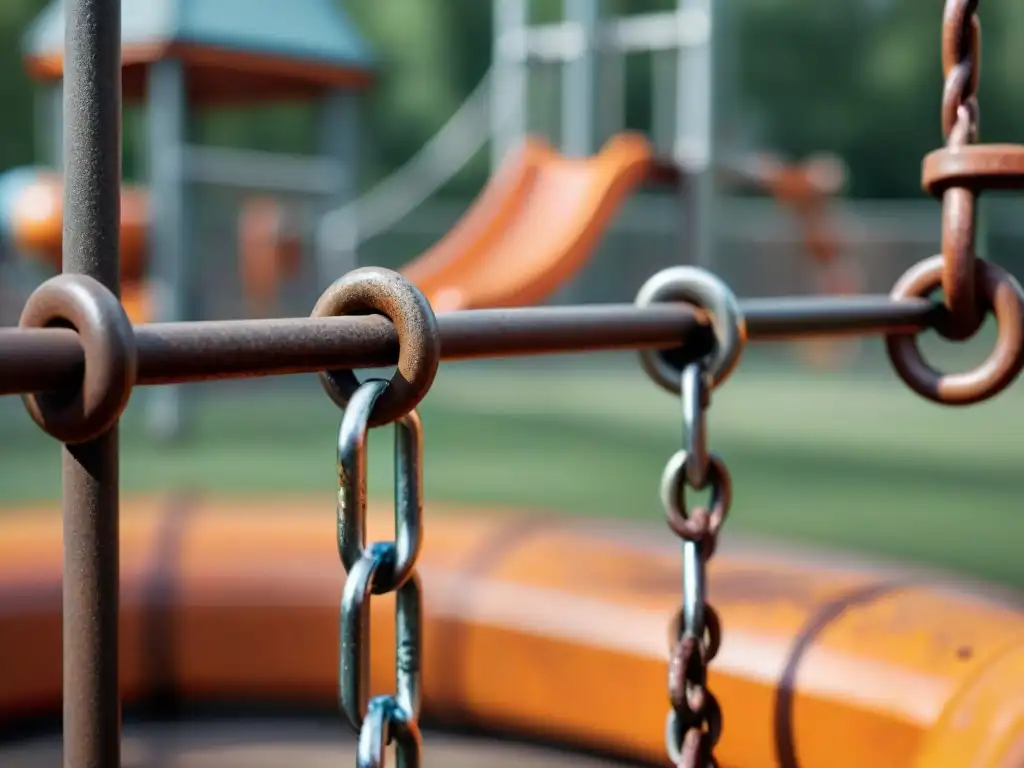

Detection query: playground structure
xmin=0 ymin=0 xmax=857 ymax=441
xmin=6 ymin=2 xmax=1023 ymax=768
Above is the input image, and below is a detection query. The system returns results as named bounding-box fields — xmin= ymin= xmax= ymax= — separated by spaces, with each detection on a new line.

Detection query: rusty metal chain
xmin=938 ymin=0 xmax=983 ymax=340
xmin=886 ymin=0 xmax=1024 ymax=405
xmin=636 ymin=268 xmax=745 ymax=768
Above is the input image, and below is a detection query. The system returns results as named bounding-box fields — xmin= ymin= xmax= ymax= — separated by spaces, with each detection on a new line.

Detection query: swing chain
xmin=317 ymin=268 xmax=441 ymax=768
xmin=886 ymin=0 xmax=1024 ymax=405
xmin=635 ymin=267 xmax=744 ymax=768
xmin=337 ymin=380 xmax=425 ymax=768
xmin=663 ymin=362 xmax=729 ymax=768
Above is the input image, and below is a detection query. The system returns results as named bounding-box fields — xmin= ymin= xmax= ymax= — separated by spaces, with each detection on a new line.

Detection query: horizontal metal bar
xmin=181 ymin=145 xmax=340 ymax=196
xmin=499 ymin=10 xmax=709 ymax=63
xmin=0 ymin=296 xmax=937 ymax=397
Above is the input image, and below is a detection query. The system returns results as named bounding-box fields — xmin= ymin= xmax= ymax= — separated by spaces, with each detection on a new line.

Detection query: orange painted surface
xmin=402 ymin=132 xmax=656 ymax=311
xmin=0 ymin=495 xmax=1022 ymax=767
xmin=11 ymin=172 xmax=149 ymax=282
xmin=238 ymin=196 xmax=303 ymax=316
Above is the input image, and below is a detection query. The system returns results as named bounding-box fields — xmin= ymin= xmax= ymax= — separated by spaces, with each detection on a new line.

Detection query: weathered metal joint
xmin=19 ymin=274 xmax=137 ymax=443
xmin=313 ymin=266 xmax=440 ymax=428
xmin=886 ymin=255 xmax=1024 ymax=406
xmin=635 ymin=266 xmax=746 ymax=394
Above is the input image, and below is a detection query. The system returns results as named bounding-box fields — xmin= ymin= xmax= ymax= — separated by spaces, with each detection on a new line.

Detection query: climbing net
xmin=1 ymin=1 xmax=1022 ymax=767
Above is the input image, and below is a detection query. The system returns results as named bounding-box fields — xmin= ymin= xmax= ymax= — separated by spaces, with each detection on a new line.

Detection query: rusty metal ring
xmin=886 ymin=255 xmax=1024 ymax=406
xmin=923 ymin=144 xmax=1024 ymax=197
xmin=312 ymin=267 xmax=440 ymax=428
xmin=662 ymin=450 xmax=732 ymax=542
xmin=666 ymin=692 xmax=722 ymax=766
xmin=668 ymin=603 xmax=721 ymax=663
xmin=636 ymin=266 xmax=746 ymax=393
xmin=19 ymin=274 xmax=137 ymax=444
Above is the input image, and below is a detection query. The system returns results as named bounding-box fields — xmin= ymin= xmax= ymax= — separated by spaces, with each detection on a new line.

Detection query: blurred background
xmin=1 ymin=0 xmax=1023 ymax=589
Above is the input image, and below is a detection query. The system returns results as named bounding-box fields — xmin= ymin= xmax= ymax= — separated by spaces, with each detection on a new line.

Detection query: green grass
xmin=2 ymin=348 xmax=1023 ymax=588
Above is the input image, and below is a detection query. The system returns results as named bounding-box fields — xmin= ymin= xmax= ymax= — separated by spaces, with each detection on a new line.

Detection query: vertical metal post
xmin=318 ymin=89 xmax=360 ymax=285
xmin=62 ymin=0 xmax=122 ymax=765
xmin=145 ymin=59 xmax=189 ymax=442
xmin=675 ymin=0 xmax=715 ymax=270
xmin=652 ymin=51 xmax=676 ymax=156
xmin=597 ymin=44 xmax=625 ymax=148
xmin=491 ymin=0 xmax=528 ymax=172
xmin=561 ymin=0 xmax=598 ymax=157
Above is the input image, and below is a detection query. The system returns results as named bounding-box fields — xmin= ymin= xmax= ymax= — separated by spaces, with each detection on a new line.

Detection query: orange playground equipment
xmin=1 ymin=498 xmax=1023 ymax=766
xmin=0 ymin=132 xmax=849 ymax=322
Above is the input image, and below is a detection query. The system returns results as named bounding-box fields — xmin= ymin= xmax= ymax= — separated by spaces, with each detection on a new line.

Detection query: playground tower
xmin=21 ymin=0 xmax=376 ymax=441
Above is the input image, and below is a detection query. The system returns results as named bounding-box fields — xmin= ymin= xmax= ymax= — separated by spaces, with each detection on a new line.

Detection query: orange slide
xmin=402 ymin=131 xmax=657 ymax=311
xmin=0 ymin=133 xmax=662 ymax=320
xmin=0 ymin=133 xmax=847 ymax=322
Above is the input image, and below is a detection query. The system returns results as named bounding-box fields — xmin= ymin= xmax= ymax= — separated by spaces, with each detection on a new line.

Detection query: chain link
xmin=636 ymin=267 xmax=744 ymax=768
xmin=942 ymin=0 xmax=980 ymax=144
xmin=939 ymin=0 xmax=983 ymax=340
xmin=663 ymin=362 xmax=729 ymax=768
xmin=337 ymin=378 xmax=425 ymax=767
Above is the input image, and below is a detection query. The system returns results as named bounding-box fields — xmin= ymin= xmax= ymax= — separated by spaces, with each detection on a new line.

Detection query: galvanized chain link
xmin=337 ymin=378 xmax=425 ymax=768
xmin=635 ymin=267 xmax=744 ymax=768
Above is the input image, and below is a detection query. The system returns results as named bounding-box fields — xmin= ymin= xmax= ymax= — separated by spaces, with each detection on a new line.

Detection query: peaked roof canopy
xmin=24 ymin=0 xmax=377 ymax=105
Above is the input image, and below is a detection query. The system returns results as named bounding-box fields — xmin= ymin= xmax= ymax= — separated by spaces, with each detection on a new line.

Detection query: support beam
xmin=561 ymin=0 xmax=598 ymax=158
xmin=506 ymin=10 xmax=710 ymax=63
xmin=317 ymin=90 xmax=361 ymax=288
xmin=675 ymin=0 xmax=714 ymax=269
xmin=181 ymin=144 xmax=342 ymax=196
xmin=491 ymin=0 xmax=529 ymax=172
xmin=145 ymin=59 xmax=190 ymax=441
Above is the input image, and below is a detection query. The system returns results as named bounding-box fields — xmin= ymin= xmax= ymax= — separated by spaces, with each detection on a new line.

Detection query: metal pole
xmin=561 ymin=0 xmax=598 ymax=158
xmin=675 ymin=0 xmax=715 ymax=270
xmin=145 ymin=59 xmax=189 ymax=442
xmin=318 ymin=90 xmax=361 ymax=286
xmin=0 ymin=296 xmax=938 ymax=396
xmin=491 ymin=0 xmax=528 ymax=172
xmin=62 ymin=0 xmax=122 ymax=765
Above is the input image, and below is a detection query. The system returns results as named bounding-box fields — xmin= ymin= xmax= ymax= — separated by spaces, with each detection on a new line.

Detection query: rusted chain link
xmin=939 ymin=0 xmax=982 ymax=340
xmin=636 ymin=267 xmax=745 ymax=768
xmin=889 ymin=0 xmax=1024 ymax=404
xmin=325 ymin=269 xmax=439 ymax=768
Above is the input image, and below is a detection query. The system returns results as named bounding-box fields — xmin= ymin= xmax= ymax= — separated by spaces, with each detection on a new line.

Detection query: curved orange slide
xmin=403 ymin=132 xmax=656 ymax=311
xmin=0 ymin=133 xmax=660 ymax=318
xmin=1 ymin=495 xmax=1023 ymax=766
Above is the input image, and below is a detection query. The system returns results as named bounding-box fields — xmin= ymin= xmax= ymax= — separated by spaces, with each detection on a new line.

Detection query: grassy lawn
xmin=2 ymin=340 xmax=1022 ymax=589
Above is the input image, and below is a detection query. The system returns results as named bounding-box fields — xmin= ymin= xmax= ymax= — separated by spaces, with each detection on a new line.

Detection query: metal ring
xmin=339 ymin=546 xmax=423 ymax=731
xmin=357 ymin=696 xmax=422 ymax=768
xmin=635 ymin=267 xmax=746 ymax=393
xmin=886 ymin=255 xmax=1024 ymax=406
xmin=337 ymin=380 xmax=423 ymax=593
xmin=661 ymin=450 xmax=732 ymax=545
xmin=666 ymin=692 xmax=723 ymax=767
xmin=19 ymin=274 xmax=137 ymax=444
xmin=669 ymin=605 xmax=721 ymax=663
xmin=312 ymin=267 xmax=440 ymax=428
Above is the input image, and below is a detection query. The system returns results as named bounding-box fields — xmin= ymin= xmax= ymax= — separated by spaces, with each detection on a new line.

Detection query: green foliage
xmin=0 ymin=0 xmax=1021 ymax=199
